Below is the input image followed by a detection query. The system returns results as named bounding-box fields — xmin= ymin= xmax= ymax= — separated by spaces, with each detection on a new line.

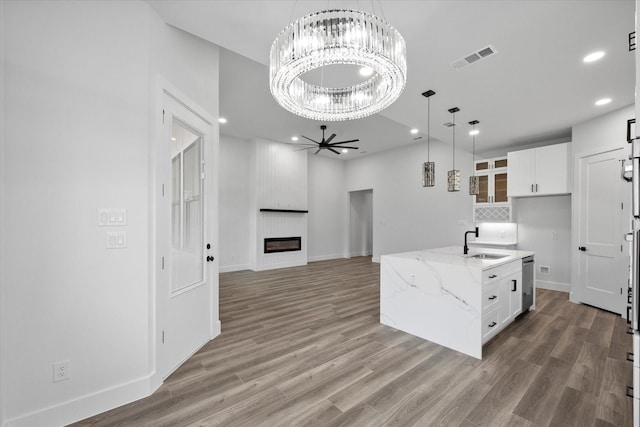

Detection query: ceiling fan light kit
xmin=296 ymin=125 xmax=360 ymax=155
xmin=269 ymin=9 xmax=406 ymax=121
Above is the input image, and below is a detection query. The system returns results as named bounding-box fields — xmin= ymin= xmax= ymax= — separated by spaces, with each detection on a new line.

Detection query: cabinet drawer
xmin=482 ymin=268 xmax=501 ymax=284
xmin=482 ymin=285 xmax=500 ymax=311
xmin=482 ymin=309 xmax=500 ymax=344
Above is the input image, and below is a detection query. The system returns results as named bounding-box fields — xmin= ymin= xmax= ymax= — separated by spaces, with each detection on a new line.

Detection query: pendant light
xmin=421 ymin=90 xmax=436 ymax=187
xmin=469 ymin=120 xmax=480 ymax=195
xmin=447 ymin=107 xmax=461 ymax=192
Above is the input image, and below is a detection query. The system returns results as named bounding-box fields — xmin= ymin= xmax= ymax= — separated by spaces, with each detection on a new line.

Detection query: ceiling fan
xmin=294 ymin=125 xmax=360 ymax=155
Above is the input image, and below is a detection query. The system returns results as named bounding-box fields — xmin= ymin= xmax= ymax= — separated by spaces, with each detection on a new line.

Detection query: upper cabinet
xmin=474 ymin=156 xmax=508 ymax=204
xmin=507 ymin=142 xmax=571 ymax=197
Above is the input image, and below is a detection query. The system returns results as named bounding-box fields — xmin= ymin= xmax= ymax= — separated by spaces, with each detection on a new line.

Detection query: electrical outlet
xmin=540 ymin=266 xmax=550 ymax=275
xmin=410 ymin=274 xmax=417 ymax=287
xmin=53 ymin=360 xmax=70 ymax=382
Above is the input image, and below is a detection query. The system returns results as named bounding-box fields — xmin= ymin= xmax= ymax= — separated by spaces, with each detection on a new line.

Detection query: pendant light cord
xmin=427 ymin=96 xmax=430 ymax=162
xmin=452 ymin=111 xmax=456 ymax=170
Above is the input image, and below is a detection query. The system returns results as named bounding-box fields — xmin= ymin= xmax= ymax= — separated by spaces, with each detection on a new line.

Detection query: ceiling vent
xmin=451 ymin=45 xmax=498 ymax=70
xmin=443 ymin=122 xmax=456 ymax=128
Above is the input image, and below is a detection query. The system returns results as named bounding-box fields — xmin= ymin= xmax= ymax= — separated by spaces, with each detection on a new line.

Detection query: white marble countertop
xmin=383 ymin=246 xmax=535 ymax=271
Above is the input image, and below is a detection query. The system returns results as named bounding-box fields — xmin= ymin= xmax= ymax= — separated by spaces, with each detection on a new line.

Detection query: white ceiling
xmin=148 ymin=0 xmax=635 ymax=159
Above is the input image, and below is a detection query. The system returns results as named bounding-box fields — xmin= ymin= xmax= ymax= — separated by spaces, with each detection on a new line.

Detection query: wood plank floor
xmin=73 ymin=257 xmax=633 ymax=426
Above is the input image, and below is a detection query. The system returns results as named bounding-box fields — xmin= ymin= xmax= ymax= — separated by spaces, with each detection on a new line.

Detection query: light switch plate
xmin=98 ymin=209 xmax=127 ymax=226
xmin=106 ymin=231 xmax=127 ymax=249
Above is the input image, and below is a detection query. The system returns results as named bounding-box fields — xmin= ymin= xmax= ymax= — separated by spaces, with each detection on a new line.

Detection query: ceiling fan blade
xmin=327 ymin=147 xmax=341 ymax=155
xmin=329 ymin=139 xmax=360 ymax=145
xmin=314 ymin=148 xmax=322 ymax=155
xmin=334 ymin=146 xmax=359 ymax=150
xmin=293 ymin=146 xmax=317 ymax=151
xmin=301 ymin=135 xmax=320 ymax=144
xmin=325 ymin=133 xmax=337 ymax=144
xmin=281 ymin=141 xmax=316 ymax=146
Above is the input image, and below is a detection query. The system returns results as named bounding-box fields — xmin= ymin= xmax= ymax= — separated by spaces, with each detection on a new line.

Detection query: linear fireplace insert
xmin=264 ymin=237 xmax=302 ymax=254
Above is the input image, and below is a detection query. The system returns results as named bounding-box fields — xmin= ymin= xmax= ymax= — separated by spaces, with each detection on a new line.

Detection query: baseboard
xmin=536 ymin=280 xmax=570 ymax=293
xmin=253 ymin=260 xmax=308 ymax=271
xmin=5 ymin=374 xmax=154 ymax=427
xmin=219 ymin=263 xmax=251 ymax=273
xmin=308 ymin=253 xmax=348 ymax=262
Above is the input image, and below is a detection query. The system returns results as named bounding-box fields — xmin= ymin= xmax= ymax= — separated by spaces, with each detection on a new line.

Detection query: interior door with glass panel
xmin=157 ymin=92 xmax=215 ymax=380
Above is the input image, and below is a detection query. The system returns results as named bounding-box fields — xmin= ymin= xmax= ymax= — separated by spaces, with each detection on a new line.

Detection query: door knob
xmin=207 ymin=256 xmax=214 ymax=262
xmin=578 ymin=246 xmax=587 ymax=252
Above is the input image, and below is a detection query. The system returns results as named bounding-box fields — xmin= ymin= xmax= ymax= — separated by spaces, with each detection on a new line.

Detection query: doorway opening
xmin=349 ymin=189 xmax=373 ymax=258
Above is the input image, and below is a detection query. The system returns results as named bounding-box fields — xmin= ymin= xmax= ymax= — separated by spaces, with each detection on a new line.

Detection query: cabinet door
xmin=509 ymin=270 xmax=523 ymax=318
xmin=493 ymin=172 xmax=508 ymax=203
xmin=475 ymin=174 xmax=490 ymax=203
xmin=507 ymin=149 xmax=535 ymax=197
xmin=498 ymin=276 xmax=512 ymax=327
xmin=534 ymin=143 xmax=570 ymax=195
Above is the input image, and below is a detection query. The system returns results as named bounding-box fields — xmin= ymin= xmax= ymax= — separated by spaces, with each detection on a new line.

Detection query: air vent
xmin=451 ymin=44 xmax=498 ymax=70
xmin=443 ymin=122 xmax=456 ymax=128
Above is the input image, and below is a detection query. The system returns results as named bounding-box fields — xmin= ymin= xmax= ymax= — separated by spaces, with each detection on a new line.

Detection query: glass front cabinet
xmin=474 ymin=157 xmax=508 ymax=204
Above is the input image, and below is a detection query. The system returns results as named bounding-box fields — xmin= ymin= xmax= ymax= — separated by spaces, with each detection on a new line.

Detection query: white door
xmin=156 ymin=91 xmax=217 ymax=380
xmin=578 ymin=148 xmax=628 ymax=314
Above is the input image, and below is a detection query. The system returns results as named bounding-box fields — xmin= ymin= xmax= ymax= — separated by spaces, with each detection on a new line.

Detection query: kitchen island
xmin=380 ymin=246 xmax=535 ymax=359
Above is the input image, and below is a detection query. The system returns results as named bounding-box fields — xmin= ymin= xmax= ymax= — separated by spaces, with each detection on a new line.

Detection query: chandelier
xmin=269 ymin=9 xmax=407 ymax=121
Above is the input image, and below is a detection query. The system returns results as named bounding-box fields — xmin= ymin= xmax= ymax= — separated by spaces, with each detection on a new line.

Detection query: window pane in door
xmin=494 ymin=173 xmax=508 ymax=202
xmin=476 ymin=175 xmax=489 ymax=203
xmin=170 ymin=119 xmax=204 ymax=292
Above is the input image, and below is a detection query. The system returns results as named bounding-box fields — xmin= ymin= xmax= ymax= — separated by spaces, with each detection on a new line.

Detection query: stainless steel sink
xmin=469 ymin=253 xmax=509 ymax=260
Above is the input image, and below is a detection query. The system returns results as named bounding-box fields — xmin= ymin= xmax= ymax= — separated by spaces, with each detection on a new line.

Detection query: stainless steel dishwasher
xmin=522 ymin=256 xmax=535 ymax=311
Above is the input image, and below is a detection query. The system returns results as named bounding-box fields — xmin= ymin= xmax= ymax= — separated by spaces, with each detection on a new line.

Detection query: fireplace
xmin=264 ymin=237 xmax=302 ymax=254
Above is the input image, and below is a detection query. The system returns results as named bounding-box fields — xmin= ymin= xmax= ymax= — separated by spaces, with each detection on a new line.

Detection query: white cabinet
xmin=507 ymin=142 xmax=571 ymax=197
xmin=482 ymin=260 xmax=522 ymax=344
xmin=474 ymin=157 xmax=508 ymax=204
xmin=498 ymin=269 xmax=522 ymax=327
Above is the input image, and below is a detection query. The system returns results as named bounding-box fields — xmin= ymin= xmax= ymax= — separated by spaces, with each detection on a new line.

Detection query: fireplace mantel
xmin=259 ymin=208 xmax=309 ymax=213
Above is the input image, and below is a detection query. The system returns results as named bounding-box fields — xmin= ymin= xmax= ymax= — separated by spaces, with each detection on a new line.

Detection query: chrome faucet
xmin=464 ymin=227 xmax=479 ymax=255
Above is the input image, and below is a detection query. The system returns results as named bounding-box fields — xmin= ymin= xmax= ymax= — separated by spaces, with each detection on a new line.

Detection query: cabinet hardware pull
xmin=627 ymin=385 xmax=634 ymax=398
xmin=531 ymin=184 xmax=534 ymax=193
xmin=488 ymin=295 xmax=497 ymax=300
xmin=488 ymin=322 xmax=497 ymax=328
xmin=489 ymin=274 xmax=497 ymax=279
xmin=511 ymin=279 xmax=517 ymax=292
xmin=535 ymin=184 xmax=538 ymax=192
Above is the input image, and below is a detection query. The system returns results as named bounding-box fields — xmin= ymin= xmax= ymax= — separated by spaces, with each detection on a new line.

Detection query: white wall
xmin=514 ymin=195 xmax=572 ymax=291
xmin=345 ymin=140 xmax=475 ymax=261
xmin=219 ymin=135 xmax=251 ymax=272
xmin=1 ymin=1 xmax=220 ymax=425
xmin=308 ymin=155 xmax=348 ymax=261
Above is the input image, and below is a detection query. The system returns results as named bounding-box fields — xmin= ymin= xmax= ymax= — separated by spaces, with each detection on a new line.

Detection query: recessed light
xmin=469 ymin=129 xmax=479 ymax=136
xmin=410 ymin=128 xmax=419 ymax=134
xmin=342 ymin=149 xmax=348 ymax=153
xmin=171 ymin=137 xmax=177 ymax=141
xmin=291 ymin=136 xmax=299 ymax=141
xmin=583 ymin=51 xmax=605 ymax=63
xmin=218 ymin=117 xmax=227 ymax=124
xmin=595 ymin=98 xmax=611 ymax=106
xmin=359 ymin=67 xmax=374 ymax=77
